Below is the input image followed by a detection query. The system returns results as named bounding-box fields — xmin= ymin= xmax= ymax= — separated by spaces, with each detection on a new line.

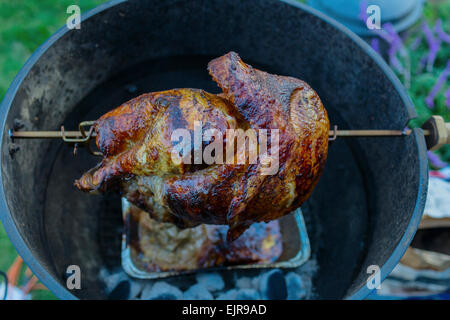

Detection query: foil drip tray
xmin=121 ymin=198 xmax=311 ymax=279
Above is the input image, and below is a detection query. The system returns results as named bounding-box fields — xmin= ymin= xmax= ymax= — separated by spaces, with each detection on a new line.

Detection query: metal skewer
xmin=10 ymin=128 xmax=422 ymax=139
xmin=327 ymin=126 xmax=426 ymax=141
xmin=9 ymin=130 xmax=97 ymax=139
xmin=9 ymin=129 xmax=91 ymax=157
xmin=8 ymin=116 xmax=450 ymax=152
xmin=9 ymin=121 xmax=102 ymax=156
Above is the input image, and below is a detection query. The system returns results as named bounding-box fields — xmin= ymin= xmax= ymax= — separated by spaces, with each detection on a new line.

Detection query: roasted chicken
xmin=75 ymin=52 xmax=329 ymax=241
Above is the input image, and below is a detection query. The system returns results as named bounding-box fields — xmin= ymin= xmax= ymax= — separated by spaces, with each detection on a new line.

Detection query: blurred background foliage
xmin=407 ymin=0 xmax=449 ymax=162
xmin=0 ymin=0 xmax=448 ymax=299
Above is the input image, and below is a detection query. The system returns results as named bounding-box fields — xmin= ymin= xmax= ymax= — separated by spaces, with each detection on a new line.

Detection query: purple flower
xmin=358 ymin=0 xmax=369 ymax=23
xmin=383 ymin=23 xmax=406 ymax=73
xmin=425 ymin=60 xmax=450 ymax=108
xmin=421 ymin=22 xmax=442 ymax=72
xmin=371 ymin=38 xmax=380 ymax=54
xmin=435 ymin=19 xmax=450 ymax=44
xmin=410 ymin=34 xmax=423 ymax=50
xmin=427 ymin=151 xmax=448 ymax=169
xmin=425 ymin=95 xmax=435 ymax=108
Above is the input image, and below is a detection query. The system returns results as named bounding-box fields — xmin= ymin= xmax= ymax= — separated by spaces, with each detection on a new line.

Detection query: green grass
xmin=0 ymin=0 xmax=448 ymax=300
xmin=0 ymin=225 xmax=17 ymax=272
xmin=0 ymin=0 xmax=106 ymax=300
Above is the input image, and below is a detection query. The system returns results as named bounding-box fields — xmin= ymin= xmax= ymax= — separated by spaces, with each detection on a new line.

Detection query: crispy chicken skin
xmin=75 ymin=52 xmax=329 ymax=241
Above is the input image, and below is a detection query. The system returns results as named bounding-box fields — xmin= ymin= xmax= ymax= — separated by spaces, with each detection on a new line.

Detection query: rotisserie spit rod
xmin=9 ymin=115 xmax=449 ymax=151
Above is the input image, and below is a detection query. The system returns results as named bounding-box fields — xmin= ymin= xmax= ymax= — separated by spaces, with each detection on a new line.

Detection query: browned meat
xmin=126 ymin=202 xmax=282 ymax=272
xmin=75 ymin=52 xmax=329 ymax=241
